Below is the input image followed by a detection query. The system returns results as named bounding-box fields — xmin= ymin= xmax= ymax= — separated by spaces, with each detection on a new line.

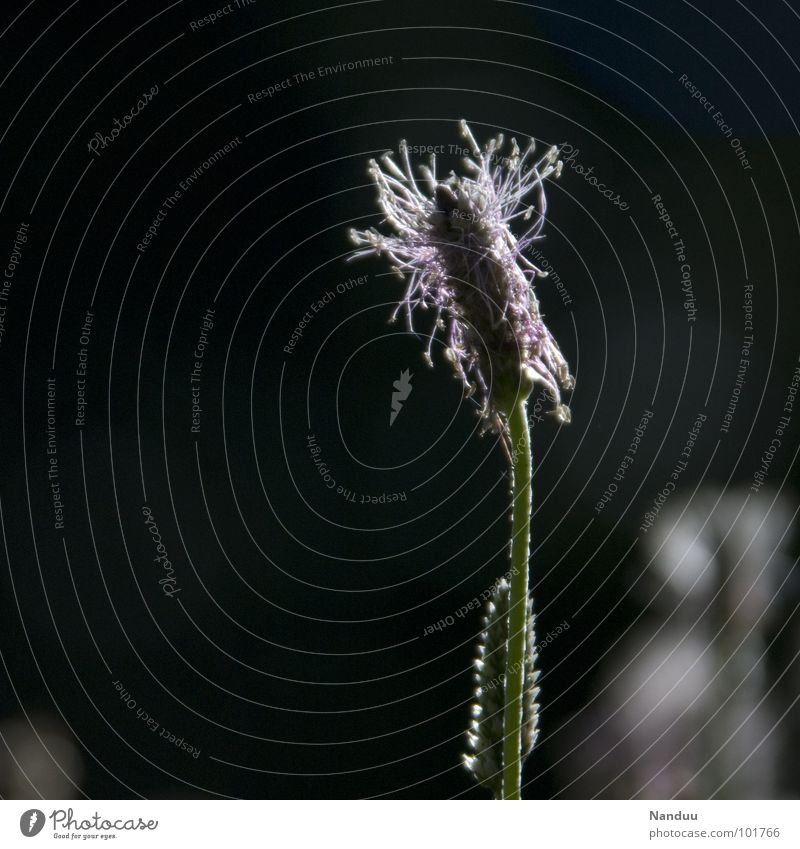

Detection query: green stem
xmin=502 ymin=398 xmax=532 ymax=800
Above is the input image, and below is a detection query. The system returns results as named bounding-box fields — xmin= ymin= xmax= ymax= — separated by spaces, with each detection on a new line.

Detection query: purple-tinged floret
xmin=349 ymin=120 xmax=573 ymax=428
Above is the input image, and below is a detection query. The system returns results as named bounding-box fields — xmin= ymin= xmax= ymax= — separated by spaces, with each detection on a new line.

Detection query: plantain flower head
xmin=349 ymin=120 xmax=573 ymax=429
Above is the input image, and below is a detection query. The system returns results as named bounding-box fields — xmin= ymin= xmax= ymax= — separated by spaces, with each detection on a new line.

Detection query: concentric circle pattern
xmin=0 ymin=0 xmax=798 ymax=800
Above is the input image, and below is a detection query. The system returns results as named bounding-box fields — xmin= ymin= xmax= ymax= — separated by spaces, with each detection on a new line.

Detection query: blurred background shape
xmin=551 ymin=487 xmax=797 ymax=799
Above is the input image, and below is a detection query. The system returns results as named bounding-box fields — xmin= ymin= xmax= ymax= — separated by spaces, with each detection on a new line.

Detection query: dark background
xmin=0 ymin=0 xmax=798 ymax=799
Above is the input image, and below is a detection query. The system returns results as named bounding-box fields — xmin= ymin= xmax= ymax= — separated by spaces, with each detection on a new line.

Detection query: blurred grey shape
xmin=554 ymin=486 xmax=796 ymax=799
xmin=0 ymin=711 xmax=84 ymax=799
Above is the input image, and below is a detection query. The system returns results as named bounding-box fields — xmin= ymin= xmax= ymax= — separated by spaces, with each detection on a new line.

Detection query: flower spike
xmin=350 ymin=122 xmax=573 ymax=428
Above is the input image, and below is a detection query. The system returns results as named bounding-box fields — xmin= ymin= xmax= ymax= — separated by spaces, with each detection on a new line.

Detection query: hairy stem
xmin=502 ymin=398 xmax=532 ymax=800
